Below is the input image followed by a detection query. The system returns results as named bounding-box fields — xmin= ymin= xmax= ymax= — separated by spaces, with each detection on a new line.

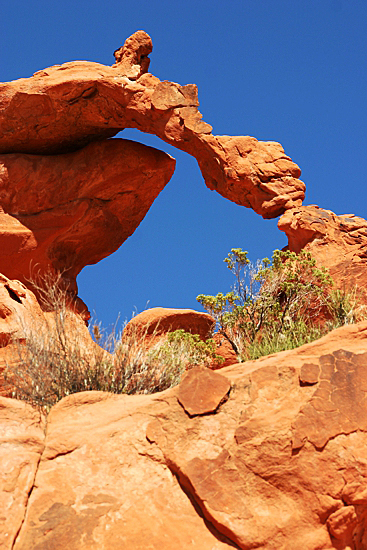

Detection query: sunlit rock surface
xmin=3 ymin=323 xmax=367 ymax=549
xmin=0 ymin=31 xmax=305 ymax=219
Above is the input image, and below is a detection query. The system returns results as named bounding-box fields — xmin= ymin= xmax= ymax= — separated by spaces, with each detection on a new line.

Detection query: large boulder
xmin=3 ymin=321 xmax=367 ymax=549
xmin=121 ymin=308 xmax=237 ymax=370
xmin=0 ymin=32 xmax=304 ymax=219
xmin=0 ymin=138 xmax=175 ymax=314
xmin=122 ymin=307 xmax=215 ymax=345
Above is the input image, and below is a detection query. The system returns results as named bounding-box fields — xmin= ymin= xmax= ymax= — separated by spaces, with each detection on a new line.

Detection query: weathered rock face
xmin=279 ymin=205 xmax=367 ymax=293
xmin=2 ymin=30 xmax=367 ymax=550
xmin=0 ymin=273 xmax=99 ymax=395
xmin=112 ymin=30 xmax=153 ymax=78
xmin=0 ymin=396 xmax=45 ymax=550
xmin=0 ymin=32 xmax=305 ymax=219
xmin=0 ymin=274 xmax=43 ymax=349
xmin=122 ymin=307 xmax=215 ymax=343
xmin=0 ymin=138 xmax=175 ymax=308
xmin=3 ymin=322 xmax=367 ymax=549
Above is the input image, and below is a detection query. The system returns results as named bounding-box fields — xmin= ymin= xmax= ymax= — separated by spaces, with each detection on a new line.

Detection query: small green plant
xmin=147 ymin=329 xmax=223 ymax=371
xmin=197 ymin=247 xmax=335 ymax=361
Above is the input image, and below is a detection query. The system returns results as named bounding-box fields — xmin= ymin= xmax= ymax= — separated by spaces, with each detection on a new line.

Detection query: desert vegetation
xmin=4 ymin=249 xmax=365 ymax=411
xmin=197 ymin=248 xmax=366 ymax=361
xmin=4 ymin=274 xmax=221 ymax=411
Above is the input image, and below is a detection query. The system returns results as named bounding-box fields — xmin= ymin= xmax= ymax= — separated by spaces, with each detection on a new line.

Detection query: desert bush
xmin=327 ymin=286 xmax=367 ymax=326
xmin=146 ymin=329 xmax=223 ymax=371
xmin=4 ymin=274 xmax=221 ymax=411
xmin=112 ymin=325 xmax=222 ymax=395
xmin=197 ymin=247 xmax=362 ymax=361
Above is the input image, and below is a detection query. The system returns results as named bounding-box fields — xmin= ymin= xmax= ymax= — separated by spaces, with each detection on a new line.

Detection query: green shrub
xmin=327 ymin=286 xmax=367 ymax=327
xmin=197 ymin=247 xmax=356 ymax=361
xmin=147 ymin=329 xmax=223 ymax=371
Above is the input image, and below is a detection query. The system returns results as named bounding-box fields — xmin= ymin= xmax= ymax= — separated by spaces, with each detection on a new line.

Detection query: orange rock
xmin=205 ymin=135 xmax=305 ymax=218
xmin=0 ymin=32 xmax=304 ymax=218
xmin=0 ymin=396 xmax=45 ymax=549
xmin=0 ymin=138 xmax=175 ymax=313
xmin=0 ymin=274 xmax=43 ymax=349
xmin=112 ymin=30 xmax=152 ymax=79
xmin=177 ymin=365 xmax=231 ymax=416
xmin=279 ymin=204 xmax=367 ymax=295
xmin=327 ymin=506 xmax=358 ymax=544
xmin=0 ymin=273 xmax=105 ymax=397
xmin=6 ymin=321 xmax=367 ymax=549
xmin=122 ymin=307 xmax=215 ymax=347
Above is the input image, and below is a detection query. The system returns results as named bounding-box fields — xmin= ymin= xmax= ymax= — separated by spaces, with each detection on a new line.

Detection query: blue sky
xmin=1 ymin=0 xmax=366 ymax=330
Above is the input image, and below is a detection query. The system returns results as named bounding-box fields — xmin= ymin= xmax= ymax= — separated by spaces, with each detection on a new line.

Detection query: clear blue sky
xmin=1 ymin=1 xmax=366 ymax=330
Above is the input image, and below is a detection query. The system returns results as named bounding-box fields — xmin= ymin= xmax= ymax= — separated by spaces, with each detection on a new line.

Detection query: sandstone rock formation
xmin=0 ymin=31 xmax=305 ymax=219
xmin=0 ymin=138 xmax=175 ymax=314
xmin=3 ymin=322 xmax=367 ymax=549
xmin=122 ymin=307 xmax=215 ymax=343
xmin=0 ymin=274 xmax=43 ymax=349
xmin=122 ymin=308 xmax=239 ymax=369
xmin=279 ymin=205 xmax=367 ymax=294
xmin=1 ymin=29 xmax=367 ymax=550
xmin=0 ymin=273 xmax=98 ymax=397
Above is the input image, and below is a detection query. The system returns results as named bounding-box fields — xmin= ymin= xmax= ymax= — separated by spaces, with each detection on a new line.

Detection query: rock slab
xmin=0 ymin=138 xmax=175 ymax=313
xmin=4 ymin=322 xmax=367 ymax=549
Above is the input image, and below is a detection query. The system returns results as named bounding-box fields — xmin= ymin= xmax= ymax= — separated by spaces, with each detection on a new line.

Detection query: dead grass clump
xmin=4 ymin=273 xmax=220 ymax=411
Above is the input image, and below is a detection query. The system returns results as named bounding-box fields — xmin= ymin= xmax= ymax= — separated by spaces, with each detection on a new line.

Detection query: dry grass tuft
xmin=4 ymin=273 xmax=220 ymax=411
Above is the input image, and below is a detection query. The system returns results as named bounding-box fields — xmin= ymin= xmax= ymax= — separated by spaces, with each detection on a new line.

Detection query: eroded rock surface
xmin=177 ymin=365 xmax=231 ymax=416
xmin=0 ymin=274 xmax=43 ymax=350
xmin=3 ymin=322 xmax=367 ymax=549
xmin=2 ymin=29 xmax=367 ymax=550
xmin=0 ymin=273 xmax=102 ymax=396
xmin=0 ymin=32 xmax=305 ymax=219
xmin=0 ymin=397 xmax=45 ymax=549
xmin=0 ymin=138 xmax=174 ymax=305
xmin=279 ymin=205 xmax=367 ymax=293
xmin=122 ymin=307 xmax=215 ymax=345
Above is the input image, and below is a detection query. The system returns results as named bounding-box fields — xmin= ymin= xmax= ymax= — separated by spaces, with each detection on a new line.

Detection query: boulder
xmin=0 ymin=32 xmax=304 ymax=219
xmin=121 ymin=308 xmax=239 ymax=370
xmin=279 ymin=205 xmax=367 ymax=294
xmin=0 ymin=138 xmax=175 ymax=313
xmin=122 ymin=307 xmax=215 ymax=346
xmin=5 ymin=321 xmax=367 ymax=549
